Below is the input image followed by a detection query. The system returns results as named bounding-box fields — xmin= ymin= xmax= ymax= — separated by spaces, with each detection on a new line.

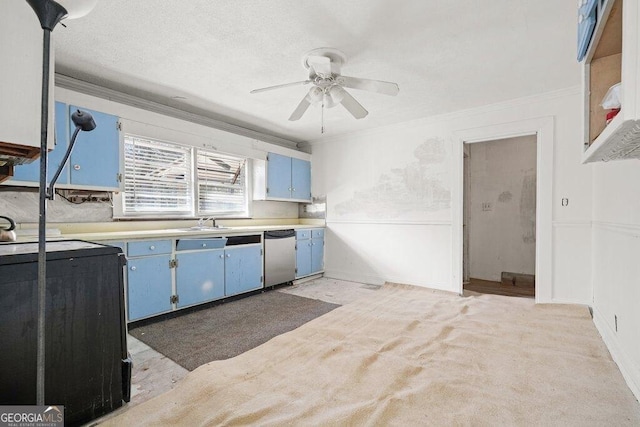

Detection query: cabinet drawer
xmin=311 ymin=228 xmax=324 ymax=239
xmin=127 ymin=240 xmax=172 ymax=257
xmin=296 ymin=229 xmax=311 ymax=240
xmin=176 ymin=238 xmax=227 ymax=251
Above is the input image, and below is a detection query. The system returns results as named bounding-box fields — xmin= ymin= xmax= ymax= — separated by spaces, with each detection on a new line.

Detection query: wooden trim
xmin=0 ymin=140 xmax=41 ymax=160
xmin=0 ymin=163 xmax=14 ymax=183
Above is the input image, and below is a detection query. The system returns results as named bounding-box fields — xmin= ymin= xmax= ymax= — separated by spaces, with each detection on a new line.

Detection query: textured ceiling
xmin=53 ymin=0 xmax=580 ymax=144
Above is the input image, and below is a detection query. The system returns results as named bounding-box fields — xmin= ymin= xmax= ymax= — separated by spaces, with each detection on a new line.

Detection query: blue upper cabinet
xmin=11 ymin=102 xmax=69 ymax=183
xmin=266 ymin=152 xmax=292 ymax=199
xmin=265 ymin=152 xmax=312 ymax=202
xmin=577 ymin=0 xmax=598 ymax=61
xmin=291 ymin=157 xmax=311 ymax=201
xmin=69 ymin=105 xmax=120 ymax=189
xmin=9 ymin=103 xmax=121 ymax=191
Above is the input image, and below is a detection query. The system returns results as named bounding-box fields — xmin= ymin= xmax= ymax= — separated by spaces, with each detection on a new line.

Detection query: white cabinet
xmin=0 ymin=1 xmax=54 ymax=169
xmin=581 ymin=0 xmax=640 ymax=163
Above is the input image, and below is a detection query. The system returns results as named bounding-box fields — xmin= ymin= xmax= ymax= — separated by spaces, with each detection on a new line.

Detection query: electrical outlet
xmin=561 ymin=198 xmax=569 ymax=207
xmin=482 ymin=202 xmax=493 ymax=211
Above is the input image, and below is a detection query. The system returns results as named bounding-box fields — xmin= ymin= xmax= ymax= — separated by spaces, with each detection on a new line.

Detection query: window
xmin=122 ymin=134 xmax=249 ymax=217
xmin=197 ymin=151 xmax=247 ymax=215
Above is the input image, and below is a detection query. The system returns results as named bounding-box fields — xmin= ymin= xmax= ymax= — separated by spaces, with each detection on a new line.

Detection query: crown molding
xmin=55 ymin=73 xmax=300 ymax=150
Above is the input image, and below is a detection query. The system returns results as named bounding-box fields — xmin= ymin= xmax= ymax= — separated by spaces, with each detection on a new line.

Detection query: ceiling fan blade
xmin=307 ymin=55 xmax=332 ymax=76
xmin=250 ymin=80 xmax=311 ymax=94
xmin=288 ymin=95 xmax=312 ymax=121
xmin=337 ymin=76 xmax=399 ymax=96
xmin=338 ymin=88 xmax=368 ymax=119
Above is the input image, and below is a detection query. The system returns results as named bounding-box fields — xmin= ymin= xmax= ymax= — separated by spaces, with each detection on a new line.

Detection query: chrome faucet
xmin=197 ymin=217 xmax=216 ymax=228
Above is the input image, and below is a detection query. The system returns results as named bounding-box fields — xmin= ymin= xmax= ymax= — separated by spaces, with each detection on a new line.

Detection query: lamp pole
xmin=26 ymin=0 xmax=68 ymax=406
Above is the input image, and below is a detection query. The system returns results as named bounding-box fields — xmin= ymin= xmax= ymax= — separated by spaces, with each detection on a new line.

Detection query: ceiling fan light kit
xmin=251 ymin=47 xmax=399 ymax=131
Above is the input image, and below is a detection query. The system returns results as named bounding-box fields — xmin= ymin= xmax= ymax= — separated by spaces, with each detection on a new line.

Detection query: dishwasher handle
xmin=264 ymin=229 xmax=295 ymax=239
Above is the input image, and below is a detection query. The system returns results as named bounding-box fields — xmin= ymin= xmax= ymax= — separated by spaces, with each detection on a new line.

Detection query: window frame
xmin=113 ymin=133 xmax=251 ymax=219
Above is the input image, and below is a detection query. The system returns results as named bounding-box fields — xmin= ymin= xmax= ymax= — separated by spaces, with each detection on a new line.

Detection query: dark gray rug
xmin=129 ymin=291 xmax=340 ymax=371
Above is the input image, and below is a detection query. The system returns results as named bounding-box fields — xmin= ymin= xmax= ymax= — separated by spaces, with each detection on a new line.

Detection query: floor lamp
xmin=25 ymin=0 xmax=97 ymax=406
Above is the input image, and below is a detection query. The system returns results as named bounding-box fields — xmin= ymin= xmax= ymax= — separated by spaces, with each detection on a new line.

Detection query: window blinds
xmin=122 ymin=134 xmax=248 ymax=216
xmin=123 ymin=135 xmax=193 ymax=213
xmin=197 ymin=151 xmax=247 ymax=214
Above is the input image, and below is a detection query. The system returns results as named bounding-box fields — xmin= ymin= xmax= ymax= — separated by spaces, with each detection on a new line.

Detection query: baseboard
xmin=592 ymin=306 xmax=640 ymax=401
xmin=323 ymin=269 xmax=455 ymax=293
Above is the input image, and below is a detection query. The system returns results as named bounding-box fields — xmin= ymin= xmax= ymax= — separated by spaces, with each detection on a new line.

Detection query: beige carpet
xmin=104 ymin=283 xmax=640 ymax=426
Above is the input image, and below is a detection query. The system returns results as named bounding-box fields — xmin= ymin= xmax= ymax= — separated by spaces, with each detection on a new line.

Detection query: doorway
xmin=463 ymin=135 xmax=537 ymax=298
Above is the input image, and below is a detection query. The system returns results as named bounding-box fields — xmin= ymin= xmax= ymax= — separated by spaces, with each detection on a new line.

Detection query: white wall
xmin=310 ymin=87 xmax=593 ymax=304
xmin=467 ymin=136 xmax=537 ymax=282
xmin=590 ymin=159 xmax=640 ymax=400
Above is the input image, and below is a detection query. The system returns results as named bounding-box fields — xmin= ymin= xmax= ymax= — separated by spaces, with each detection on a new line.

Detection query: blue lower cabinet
xmin=127 ymin=254 xmax=173 ymax=321
xmin=224 ymin=245 xmax=262 ymax=296
xmin=296 ymin=238 xmax=312 ymax=278
xmin=296 ymin=228 xmax=325 ymax=278
xmin=311 ymin=238 xmax=324 ymax=273
xmin=176 ymin=249 xmax=225 ymax=307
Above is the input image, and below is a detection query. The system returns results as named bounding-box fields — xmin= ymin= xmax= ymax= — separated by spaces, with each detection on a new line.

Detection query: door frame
xmin=452 ymin=117 xmax=554 ymax=303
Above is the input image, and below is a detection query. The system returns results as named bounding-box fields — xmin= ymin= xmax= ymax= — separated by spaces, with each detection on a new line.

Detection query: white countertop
xmin=15 ymin=223 xmax=324 ymax=243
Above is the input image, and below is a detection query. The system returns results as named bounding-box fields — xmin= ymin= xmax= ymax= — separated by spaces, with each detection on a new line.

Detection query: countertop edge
xmin=13 ymin=224 xmax=325 ymax=243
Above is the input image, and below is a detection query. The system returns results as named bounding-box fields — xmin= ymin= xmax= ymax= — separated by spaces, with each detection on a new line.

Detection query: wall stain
xmin=498 ymin=191 xmax=512 ymax=203
xmin=335 ymin=138 xmax=450 ymax=219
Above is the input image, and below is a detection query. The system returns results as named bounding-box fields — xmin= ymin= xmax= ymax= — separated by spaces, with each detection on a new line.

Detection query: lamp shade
xmin=56 ymin=0 xmax=97 ymax=19
xmin=308 ymin=86 xmax=324 ymax=104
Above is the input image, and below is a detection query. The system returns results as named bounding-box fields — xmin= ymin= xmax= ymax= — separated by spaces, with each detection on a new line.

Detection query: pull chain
xmin=321 ymin=99 xmax=325 ymax=134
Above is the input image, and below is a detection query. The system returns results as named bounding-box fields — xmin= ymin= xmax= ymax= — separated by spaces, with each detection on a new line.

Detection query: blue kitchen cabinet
xmin=176 ymin=248 xmax=225 ymax=308
xmin=296 ymin=238 xmax=312 ymax=278
xmin=310 ymin=237 xmax=324 ymax=274
xmin=291 ymin=157 xmax=311 ymax=201
xmin=577 ymin=0 xmax=598 ymax=61
xmin=296 ymin=228 xmax=324 ymax=278
xmin=266 ymin=152 xmax=292 ymax=199
xmin=265 ymin=152 xmax=311 ymax=202
xmin=126 ymin=239 xmax=173 ymax=321
xmin=126 ymin=254 xmax=173 ymax=321
xmin=69 ymin=105 xmax=120 ymax=189
xmin=10 ymin=104 xmax=121 ymax=191
xmin=11 ymin=102 xmax=69 ymax=183
xmin=224 ymin=245 xmax=262 ymax=296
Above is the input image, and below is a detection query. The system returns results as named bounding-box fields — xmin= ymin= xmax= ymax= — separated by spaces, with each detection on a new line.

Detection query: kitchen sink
xmin=175 ymin=226 xmax=230 ymax=232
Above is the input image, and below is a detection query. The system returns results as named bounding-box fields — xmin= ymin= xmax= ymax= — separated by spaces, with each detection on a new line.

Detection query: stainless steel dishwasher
xmin=264 ymin=229 xmax=296 ymax=287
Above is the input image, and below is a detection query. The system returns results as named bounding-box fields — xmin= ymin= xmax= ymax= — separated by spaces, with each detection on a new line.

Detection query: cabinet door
xmin=296 ymin=239 xmax=312 ymax=278
xmin=577 ymin=0 xmax=598 ymax=61
xmin=176 ymin=250 xmax=225 ymax=307
xmin=224 ymin=245 xmax=262 ymax=296
xmin=11 ymin=102 xmax=69 ymax=183
xmin=69 ymin=105 xmax=120 ymax=189
xmin=311 ymin=238 xmax=324 ymax=274
xmin=126 ymin=254 xmax=172 ymax=321
xmin=266 ymin=152 xmax=292 ymax=199
xmin=291 ymin=157 xmax=311 ymax=201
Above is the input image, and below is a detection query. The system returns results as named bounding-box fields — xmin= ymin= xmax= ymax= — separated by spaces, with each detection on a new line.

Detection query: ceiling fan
xmin=250 ymin=48 xmax=399 ymax=124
